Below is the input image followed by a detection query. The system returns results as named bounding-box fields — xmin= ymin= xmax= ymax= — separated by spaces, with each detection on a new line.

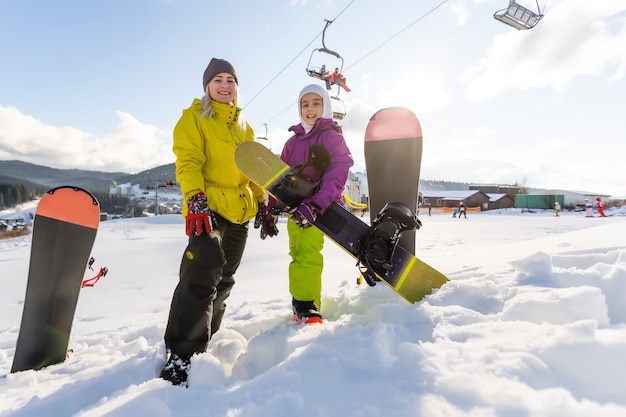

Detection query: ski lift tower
xmin=255 ymin=123 xmax=272 ymax=150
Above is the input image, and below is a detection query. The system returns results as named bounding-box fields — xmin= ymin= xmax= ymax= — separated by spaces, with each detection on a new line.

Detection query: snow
xmin=1 ymin=202 xmax=626 ymax=417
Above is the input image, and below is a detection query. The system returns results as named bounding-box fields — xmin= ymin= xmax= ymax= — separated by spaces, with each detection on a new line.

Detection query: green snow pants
xmin=287 ymin=216 xmax=324 ymax=308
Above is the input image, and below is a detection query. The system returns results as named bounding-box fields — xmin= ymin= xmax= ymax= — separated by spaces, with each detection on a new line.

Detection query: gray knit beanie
xmin=202 ymin=58 xmax=238 ymax=90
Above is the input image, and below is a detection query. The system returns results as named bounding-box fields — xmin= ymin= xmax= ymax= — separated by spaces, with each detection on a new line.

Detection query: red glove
xmin=185 ymin=192 xmax=216 ymax=237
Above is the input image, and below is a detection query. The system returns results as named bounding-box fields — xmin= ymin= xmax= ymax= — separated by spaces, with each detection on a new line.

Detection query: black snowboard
xmin=235 ymin=141 xmax=448 ymax=304
xmin=11 ymin=186 xmax=100 ymax=373
xmin=365 ymin=107 xmax=423 ymax=254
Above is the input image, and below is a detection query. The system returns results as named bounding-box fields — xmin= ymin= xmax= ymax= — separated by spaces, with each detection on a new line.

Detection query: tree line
xmin=90 ymin=191 xmax=146 ymax=217
xmin=0 ymin=183 xmax=47 ymax=209
xmin=0 ymin=183 xmax=145 ymax=217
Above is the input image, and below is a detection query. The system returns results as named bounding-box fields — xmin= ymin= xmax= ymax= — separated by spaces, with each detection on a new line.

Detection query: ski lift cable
xmin=254 ymin=0 xmax=450 ymax=130
xmin=259 ymin=100 xmax=296 ymax=128
xmin=525 ymin=0 xmax=548 ymax=15
xmin=242 ymin=0 xmax=356 ymax=113
xmin=345 ymin=0 xmax=450 ymax=72
xmin=242 ymin=37 xmax=318 ymax=112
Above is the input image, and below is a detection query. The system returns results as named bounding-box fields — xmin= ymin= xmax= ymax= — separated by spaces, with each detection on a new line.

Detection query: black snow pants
xmin=163 ymin=214 xmax=249 ymax=358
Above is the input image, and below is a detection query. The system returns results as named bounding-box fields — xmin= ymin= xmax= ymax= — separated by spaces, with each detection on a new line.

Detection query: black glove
xmin=254 ymin=202 xmax=268 ymax=229
xmin=254 ymin=201 xmax=279 ymax=239
xmin=260 ymin=213 xmax=279 ymax=240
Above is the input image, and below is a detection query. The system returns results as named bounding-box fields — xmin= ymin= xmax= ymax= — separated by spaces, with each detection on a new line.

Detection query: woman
xmin=160 ymin=58 xmax=266 ymax=386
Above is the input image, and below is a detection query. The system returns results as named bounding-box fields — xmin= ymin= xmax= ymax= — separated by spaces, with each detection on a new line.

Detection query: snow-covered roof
xmin=486 ymin=193 xmax=509 ymax=202
xmin=421 ymin=190 xmax=482 ymax=199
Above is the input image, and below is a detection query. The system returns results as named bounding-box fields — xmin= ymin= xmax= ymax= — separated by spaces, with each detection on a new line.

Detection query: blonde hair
xmin=201 ymin=85 xmax=247 ymax=132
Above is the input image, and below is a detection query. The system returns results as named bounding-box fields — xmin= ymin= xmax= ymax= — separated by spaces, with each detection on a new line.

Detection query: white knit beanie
xmin=298 ymin=84 xmax=332 ymax=132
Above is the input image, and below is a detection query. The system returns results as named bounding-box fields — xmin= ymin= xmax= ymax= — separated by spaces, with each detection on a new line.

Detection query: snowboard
xmin=11 ymin=186 xmax=100 ymax=373
xmin=234 ymin=141 xmax=448 ymax=303
xmin=365 ymin=107 xmax=422 ymax=254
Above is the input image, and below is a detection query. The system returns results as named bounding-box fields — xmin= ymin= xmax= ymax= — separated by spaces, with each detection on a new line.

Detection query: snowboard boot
xmin=292 ymin=298 xmax=323 ymax=324
xmin=160 ymin=352 xmax=190 ymax=387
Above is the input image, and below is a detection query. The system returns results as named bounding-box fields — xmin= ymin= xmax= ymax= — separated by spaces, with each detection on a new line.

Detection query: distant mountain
xmin=113 ymin=163 xmax=176 ymax=189
xmin=420 ymin=179 xmax=470 ymax=191
xmin=0 ymin=172 xmax=43 ymax=191
xmin=0 ymin=160 xmax=175 ymax=193
xmin=1 ymin=159 xmax=470 ymax=196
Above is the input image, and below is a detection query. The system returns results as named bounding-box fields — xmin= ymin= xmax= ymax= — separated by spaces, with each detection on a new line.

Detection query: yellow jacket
xmin=173 ymin=98 xmax=265 ymax=224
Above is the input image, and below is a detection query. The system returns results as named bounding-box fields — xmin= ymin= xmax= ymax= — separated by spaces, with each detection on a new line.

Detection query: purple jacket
xmin=281 ymin=118 xmax=354 ymax=214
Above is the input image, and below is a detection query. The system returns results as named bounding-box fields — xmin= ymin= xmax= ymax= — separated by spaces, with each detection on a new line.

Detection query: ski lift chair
xmin=330 ymin=95 xmax=346 ymax=120
xmin=494 ymin=0 xmax=544 ymax=30
xmin=306 ymin=19 xmax=349 ymax=90
xmin=306 ymin=48 xmax=346 ymax=88
xmin=306 ymin=48 xmax=342 ymax=77
xmin=305 ymin=19 xmax=349 ymax=120
xmin=306 ymin=51 xmax=348 ymax=119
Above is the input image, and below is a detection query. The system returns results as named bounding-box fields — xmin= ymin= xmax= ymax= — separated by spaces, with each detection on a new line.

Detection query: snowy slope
xmin=1 ymin=204 xmax=625 ymax=417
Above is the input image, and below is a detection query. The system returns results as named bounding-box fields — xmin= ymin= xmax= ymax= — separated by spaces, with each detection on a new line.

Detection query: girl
xmin=259 ymin=84 xmax=353 ymax=323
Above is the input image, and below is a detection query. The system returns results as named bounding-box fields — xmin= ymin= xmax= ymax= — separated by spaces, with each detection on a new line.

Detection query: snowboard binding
xmin=82 ymin=257 xmax=109 ymax=288
xmin=358 ymin=202 xmax=422 ymax=286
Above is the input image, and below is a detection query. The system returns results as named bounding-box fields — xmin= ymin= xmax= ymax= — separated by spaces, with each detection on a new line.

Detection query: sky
xmin=1 ymin=196 xmax=626 ymax=416
xmin=1 ymin=0 xmax=625 ymax=196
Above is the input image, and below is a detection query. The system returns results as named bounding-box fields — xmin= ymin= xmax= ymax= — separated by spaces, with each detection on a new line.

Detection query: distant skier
xmin=584 ymin=199 xmax=594 ymax=217
xmin=322 ymin=67 xmax=351 ymax=92
xmin=596 ymin=197 xmax=606 ymax=217
xmin=458 ymin=202 xmax=467 ymax=219
xmin=554 ymin=201 xmax=561 ymax=217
